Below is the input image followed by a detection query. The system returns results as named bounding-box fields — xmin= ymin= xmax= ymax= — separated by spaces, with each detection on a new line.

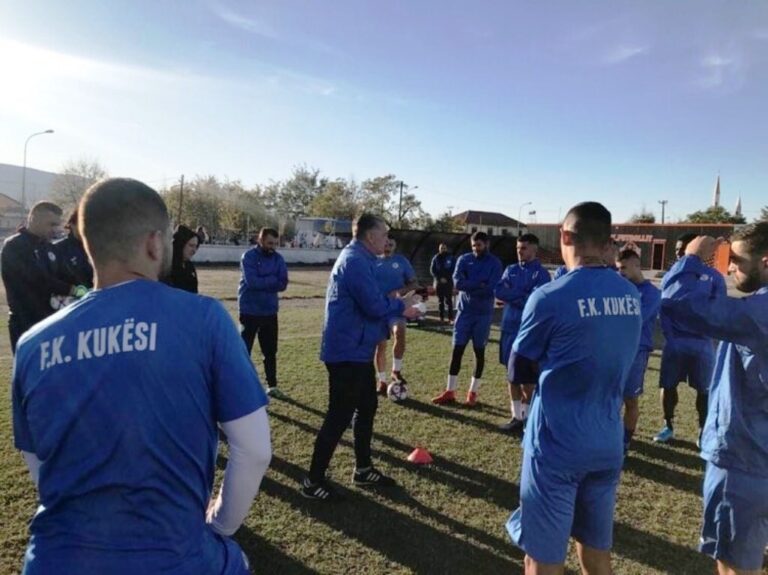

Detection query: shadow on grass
xmin=399 ymin=397 xmax=503 ymax=433
xmin=623 ymin=456 xmax=702 ymax=496
xmin=631 ymin=439 xmax=705 ymax=471
xmin=236 ymin=527 xmax=321 ymax=575
xmin=613 ymin=522 xmax=713 ymax=574
xmin=268 ymin=410 xmax=520 ymax=511
xmin=264 ymin=455 xmax=522 ymax=573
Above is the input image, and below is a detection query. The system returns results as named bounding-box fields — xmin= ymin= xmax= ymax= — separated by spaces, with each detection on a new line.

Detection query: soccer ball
xmin=387 ymin=381 xmax=408 ymax=403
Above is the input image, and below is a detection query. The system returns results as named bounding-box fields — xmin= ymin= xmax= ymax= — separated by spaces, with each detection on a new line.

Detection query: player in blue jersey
xmin=432 ymin=231 xmax=502 ymax=406
xmin=374 ymin=237 xmax=419 ymax=394
xmin=552 ymin=264 xmax=568 ymax=280
xmin=12 ymin=178 xmax=272 ymax=575
xmin=654 ymin=233 xmax=727 ymax=445
xmin=661 ymin=226 xmax=768 ymax=574
xmin=495 ymin=233 xmax=550 ymax=431
xmin=506 ymin=202 xmax=641 ymax=574
xmin=616 ymin=248 xmax=661 ymax=454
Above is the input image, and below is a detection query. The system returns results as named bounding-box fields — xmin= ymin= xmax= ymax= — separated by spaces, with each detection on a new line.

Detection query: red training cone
xmin=407 ymin=447 xmax=433 ymax=464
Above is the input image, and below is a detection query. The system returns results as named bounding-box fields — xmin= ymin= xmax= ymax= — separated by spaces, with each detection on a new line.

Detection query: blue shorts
xmin=452 ymin=312 xmax=492 ymax=348
xmin=506 ymin=352 xmax=539 ymax=386
xmin=499 ymin=331 xmax=515 ymax=366
xmin=624 ymin=349 xmax=650 ymax=399
xmin=506 ymin=452 xmax=621 ymax=564
xmin=659 ymin=343 xmax=715 ymax=393
xmin=700 ymin=461 xmax=768 ymax=571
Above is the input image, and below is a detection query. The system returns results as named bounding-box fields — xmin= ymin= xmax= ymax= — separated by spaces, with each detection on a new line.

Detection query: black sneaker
xmin=300 ymin=478 xmax=335 ymax=501
xmin=352 ymin=467 xmax=396 ymax=487
xmin=498 ymin=418 xmax=525 ymax=432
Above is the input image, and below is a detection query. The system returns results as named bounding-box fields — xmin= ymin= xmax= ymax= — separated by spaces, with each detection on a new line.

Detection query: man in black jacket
xmin=54 ymin=208 xmax=94 ymax=289
xmin=2 ymin=201 xmax=78 ymax=352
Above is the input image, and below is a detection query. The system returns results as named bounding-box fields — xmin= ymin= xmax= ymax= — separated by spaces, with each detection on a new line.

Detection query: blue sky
xmin=1 ymin=0 xmax=766 ymax=222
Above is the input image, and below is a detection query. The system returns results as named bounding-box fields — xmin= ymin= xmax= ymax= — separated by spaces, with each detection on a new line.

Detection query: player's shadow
xmin=613 ymin=522 xmax=713 ymax=574
xmin=623 ymin=456 xmax=702 ymax=496
xmin=262 ymin=455 xmax=522 ymax=573
xmin=398 ymin=397 xmax=502 ymax=433
xmin=236 ymin=526 xmax=320 ymax=575
xmin=630 ymin=439 xmax=704 ymax=471
xmin=268 ymin=410 xmax=520 ymax=511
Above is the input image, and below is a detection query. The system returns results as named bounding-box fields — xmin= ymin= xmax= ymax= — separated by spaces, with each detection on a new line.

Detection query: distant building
xmin=452 ymin=210 xmax=524 ymax=236
xmin=0 ymin=193 xmax=26 ymax=236
xmin=294 ymin=217 xmax=352 ymax=249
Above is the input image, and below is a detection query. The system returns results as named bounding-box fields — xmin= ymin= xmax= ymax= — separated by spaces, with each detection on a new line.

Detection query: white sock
xmin=446 ymin=375 xmax=457 ymax=391
xmin=512 ymin=400 xmax=523 ymax=420
xmin=469 ymin=377 xmax=481 ymax=393
xmin=393 ymin=358 xmax=403 ymax=372
xmin=377 ymin=372 xmax=387 ymax=383
xmin=521 ymin=402 xmax=529 ymax=420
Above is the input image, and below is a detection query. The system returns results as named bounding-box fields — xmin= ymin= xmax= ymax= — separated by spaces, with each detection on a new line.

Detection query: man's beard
xmin=735 ymin=267 xmax=761 ymax=293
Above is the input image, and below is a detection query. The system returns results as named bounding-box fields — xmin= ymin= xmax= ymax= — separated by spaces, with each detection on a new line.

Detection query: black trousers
xmin=308 ymin=362 xmax=378 ymax=482
xmin=240 ymin=314 xmax=278 ymax=387
xmin=435 ymin=285 xmax=454 ymax=321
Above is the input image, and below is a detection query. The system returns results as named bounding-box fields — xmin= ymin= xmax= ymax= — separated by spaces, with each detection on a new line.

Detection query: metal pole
xmin=177 ymin=175 xmax=185 ymax=224
xmin=658 ymin=200 xmax=668 ymax=224
xmin=517 ymin=201 xmax=532 ymax=236
xmin=398 ymin=181 xmax=404 ymax=226
xmin=21 ymin=129 xmax=54 ymax=210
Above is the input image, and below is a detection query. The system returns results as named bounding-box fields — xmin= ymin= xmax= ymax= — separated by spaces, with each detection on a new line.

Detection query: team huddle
xmin=4 ymin=178 xmax=768 ymax=575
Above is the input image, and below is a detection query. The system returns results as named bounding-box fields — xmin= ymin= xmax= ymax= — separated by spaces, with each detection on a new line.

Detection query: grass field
xmin=0 ymin=267 xmax=753 ymax=574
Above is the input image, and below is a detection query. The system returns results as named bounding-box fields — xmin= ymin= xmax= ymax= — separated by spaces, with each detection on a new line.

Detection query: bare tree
xmin=51 ymin=159 xmax=108 ymax=210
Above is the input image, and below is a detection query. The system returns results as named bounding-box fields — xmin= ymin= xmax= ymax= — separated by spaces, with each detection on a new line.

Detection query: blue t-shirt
xmin=12 ymin=280 xmax=268 ymax=575
xmin=514 ymin=267 xmax=642 ymax=472
xmin=374 ymin=254 xmax=416 ymax=295
xmin=662 ymin=256 xmax=768 ymax=476
xmin=635 ymin=279 xmax=661 ymax=352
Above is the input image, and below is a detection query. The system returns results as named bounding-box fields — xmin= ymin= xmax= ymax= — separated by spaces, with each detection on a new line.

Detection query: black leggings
xmin=308 ymin=362 xmax=378 ymax=482
xmin=240 ymin=314 xmax=278 ymax=387
xmin=449 ymin=344 xmax=486 ymax=379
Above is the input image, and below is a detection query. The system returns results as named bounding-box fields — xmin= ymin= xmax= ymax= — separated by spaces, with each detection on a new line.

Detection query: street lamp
xmin=517 ymin=201 xmax=532 ymax=236
xmin=22 ymin=129 xmax=54 ymax=210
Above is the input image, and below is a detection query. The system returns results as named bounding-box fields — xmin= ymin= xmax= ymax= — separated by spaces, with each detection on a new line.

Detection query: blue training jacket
xmin=237 ymin=246 xmax=288 ymax=316
xmin=635 ymin=279 xmax=661 ymax=352
xmin=494 ymin=259 xmax=550 ymax=334
xmin=662 ymin=255 xmax=768 ymax=476
xmin=453 ymin=252 xmax=503 ymax=316
xmin=320 ymin=240 xmax=405 ymax=364
xmin=660 ymin=260 xmax=725 ymax=349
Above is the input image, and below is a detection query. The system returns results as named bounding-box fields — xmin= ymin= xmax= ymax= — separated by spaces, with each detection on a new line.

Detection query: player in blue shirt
xmin=433 ymin=231 xmax=502 ymax=406
xmin=12 ymin=178 xmax=272 ymax=575
xmin=374 ymin=237 xmax=419 ymax=394
xmin=494 ymin=233 xmax=550 ymax=431
xmin=506 ymin=202 xmax=641 ymax=574
xmin=661 ymin=226 xmax=768 ymax=574
xmin=654 ymin=233 xmax=727 ymax=445
xmin=616 ymin=248 xmax=661 ymax=454
xmin=552 ymin=264 xmax=568 ymax=280
xmin=430 ymin=243 xmax=456 ymax=323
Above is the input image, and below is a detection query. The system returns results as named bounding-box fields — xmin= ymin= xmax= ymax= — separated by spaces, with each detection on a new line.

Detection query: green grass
xmin=0 ymin=268 xmax=738 ymax=574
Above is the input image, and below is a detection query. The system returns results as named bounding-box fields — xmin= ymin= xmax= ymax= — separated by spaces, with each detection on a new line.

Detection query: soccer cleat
xmin=267 ymin=387 xmax=287 ymax=400
xmin=300 ymin=478 xmax=335 ymax=501
xmin=432 ymin=390 xmax=456 ymax=405
xmin=377 ymin=381 xmax=388 ymax=396
xmin=499 ymin=418 xmax=525 ymax=432
xmin=653 ymin=426 xmax=675 ymax=443
xmin=352 ymin=467 xmax=396 ymax=487
xmin=391 ymin=371 xmax=408 ymax=385
xmin=464 ymin=391 xmax=478 ymax=407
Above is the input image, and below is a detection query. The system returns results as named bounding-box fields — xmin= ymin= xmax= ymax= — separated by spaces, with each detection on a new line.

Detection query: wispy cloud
xmin=214 ymin=6 xmax=280 ymax=40
xmin=602 ymin=44 xmax=648 ymax=65
xmin=697 ymin=52 xmax=745 ymax=90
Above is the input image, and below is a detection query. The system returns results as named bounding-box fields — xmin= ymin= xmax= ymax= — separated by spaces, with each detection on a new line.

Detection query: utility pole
xmin=177 ymin=175 xmax=185 ymax=224
xmin=658 ymin=200 xmax=668 ymax=224
xmin=398 ymin=181 xmax=404 ymax=227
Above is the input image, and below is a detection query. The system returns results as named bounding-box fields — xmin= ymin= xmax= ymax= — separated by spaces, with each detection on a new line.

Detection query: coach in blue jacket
xmin=238 ymin=228 xmax=288 ymax=398
xmin=301 ymin=214 xmax=421 ymax=500
xmin=661 ymin=226 xmax=768 ymax=573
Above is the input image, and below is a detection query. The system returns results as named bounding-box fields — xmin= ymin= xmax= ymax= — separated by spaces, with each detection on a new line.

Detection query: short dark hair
xmin=353 ymin=213 xmax=386 ymax=239
xmin=29 ymin=201 xmax=62 ymax=218
xmin=677 ymin=232 xmax=697 ymax=248
xmin=732 ymin=222 xmax=768 ymax=257
xmin=518 ymin=233 xmax=539 ymax=245
xmin=259 ymin=227 xmax=279 ymax=240
xmin=562 ymin=202 xmax=612 ymax=248
xmin=617 ymin=248 xmax=640 ymax=262
xmin=471 ymin=231 xmax=489 ymax=243
xmin=79 ymin=178 xmax=169 ymax=267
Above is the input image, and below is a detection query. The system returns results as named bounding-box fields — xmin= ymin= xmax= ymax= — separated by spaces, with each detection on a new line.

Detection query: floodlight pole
xmin=21 ymin=129 xmax=54 ymax=210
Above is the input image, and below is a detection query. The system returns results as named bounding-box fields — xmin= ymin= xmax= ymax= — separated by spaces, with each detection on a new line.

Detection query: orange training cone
xmin=407 ymin=447 xmax=433 ymax=464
